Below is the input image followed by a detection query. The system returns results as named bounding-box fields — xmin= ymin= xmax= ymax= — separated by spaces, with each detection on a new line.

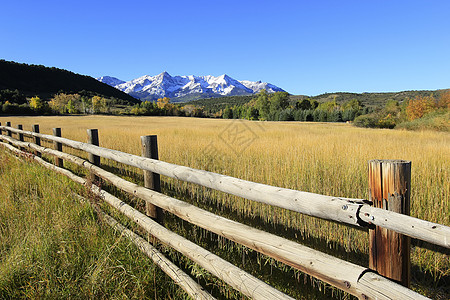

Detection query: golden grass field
xmin=1 ymin=115 xmax=449 ymax=297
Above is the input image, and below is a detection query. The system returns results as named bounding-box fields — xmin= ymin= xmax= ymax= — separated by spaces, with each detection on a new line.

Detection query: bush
xmin=377 ymin=113 xmax=397 ymax=129
xmin=1 ymin=102 xmax=35 ymax=115
xmin=353 ymin=113 xmax=378 ymax=128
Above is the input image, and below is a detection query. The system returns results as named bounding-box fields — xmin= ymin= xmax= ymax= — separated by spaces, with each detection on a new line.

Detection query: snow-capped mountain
xmin=96 ymin=76 xmax=126 ymax=87
xmin=97 ymin=72 xmax=285 ymax=102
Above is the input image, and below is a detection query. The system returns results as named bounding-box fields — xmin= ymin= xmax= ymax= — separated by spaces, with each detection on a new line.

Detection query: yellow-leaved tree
xmin=29 ymin=96 xmax=44 ymax=111
xmin=156 ymin=97 xmax=171 ymax=109
xmin=437 ymin=90 xmax=450 ymax=109
xmin=92 ymin=96 xmax=108 ymax=114
xmin=405 ymin=95 xmax=436 ymax=121
xmin=49 ymin=93 xmax=82 ymax=114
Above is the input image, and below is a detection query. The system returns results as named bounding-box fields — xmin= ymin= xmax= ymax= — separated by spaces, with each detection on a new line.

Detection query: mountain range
xmin=97 ymin=72 xmax=285 ymax=102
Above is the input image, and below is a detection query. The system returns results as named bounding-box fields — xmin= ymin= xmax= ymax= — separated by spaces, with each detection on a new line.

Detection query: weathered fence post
xmin=53 ymin=128 xmax=63 ymax=167
xmin=87 ymin=129 xmax=100 ymax=184
xmin=141 ymin=135 xmax=164 ymax=225
xmin=17 ymin=125 xmax=24 ymax=151
xmin=32 ymin=125 xmax=41 ymax=157
xmin=368 ymin=159 xmax=411 ymax=287
xmin=6 ymin=121 xmax=12 ymax=137
xmin=17 ymin=125 xmax=24 ymax=142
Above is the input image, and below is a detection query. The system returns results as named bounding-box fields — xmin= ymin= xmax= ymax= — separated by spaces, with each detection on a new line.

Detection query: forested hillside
xmin=0 ymin=60 xmax=139 ymax=104
xmin=193 ymin=90 xmax=445 ymax=112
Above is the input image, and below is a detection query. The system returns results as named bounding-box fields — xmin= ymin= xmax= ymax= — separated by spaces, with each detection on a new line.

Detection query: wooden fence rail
xmin=0 ymin=139 xmax=293 ymax=300
xmin=1 ymin=125 xmax=448 ymax=249
xmin=74 ymin=194 xmax=216 ymax=300
xmin=1 ymin=123 xmax=448 ymax=299
xmin=0 ymin=137 xmax=425 ymax=300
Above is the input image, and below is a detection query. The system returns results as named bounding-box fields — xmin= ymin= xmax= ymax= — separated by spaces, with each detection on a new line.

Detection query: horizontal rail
xmin=0 ymin=141 xmax=293 ymax=300
xmin=0 ymin=125 xmax=367 ymax=225
xmin=1 ymin=126 xmax=449 ymax=249
xmin=76 ymin=194 xmax=215 ymax=300
xmin=359 ymin=206 xmax=449 ymax=248
xmin=0 ymin=136 xmax=430 ymax=300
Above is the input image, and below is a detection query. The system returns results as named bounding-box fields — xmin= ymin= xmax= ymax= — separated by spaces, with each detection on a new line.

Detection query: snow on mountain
xmin=98 ymin=72 xmax=285 ymax=102
xmin=96 ymin=76 xmax=126 ymax=87
xmin=240 ymin=80 xmax=283 ymax=94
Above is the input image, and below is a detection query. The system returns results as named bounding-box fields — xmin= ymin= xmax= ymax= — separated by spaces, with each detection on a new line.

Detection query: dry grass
xmin=1 ymin=115 xmax=449 ymax=298
xmin=0 ymin=147 xmax=187 ymax=299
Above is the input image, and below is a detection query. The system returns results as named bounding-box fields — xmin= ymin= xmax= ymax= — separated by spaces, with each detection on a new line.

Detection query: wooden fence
xmin=0 ymin=122 xmax=449 ymax=300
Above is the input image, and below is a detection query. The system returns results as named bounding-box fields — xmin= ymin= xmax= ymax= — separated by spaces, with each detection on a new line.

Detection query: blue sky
xmin=1 ymin=0 xmax=449 ymax=95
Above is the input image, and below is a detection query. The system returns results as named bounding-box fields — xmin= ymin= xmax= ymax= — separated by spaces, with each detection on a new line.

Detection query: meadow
xmin=0 ymin=115 xmax=448 ymax=299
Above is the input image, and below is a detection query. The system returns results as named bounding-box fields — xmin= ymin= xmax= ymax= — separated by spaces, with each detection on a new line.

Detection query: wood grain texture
xmin=368 ymin=160 xmax=411 ymax=287
xmin=141 ymin=135 xmax=163 ymax=224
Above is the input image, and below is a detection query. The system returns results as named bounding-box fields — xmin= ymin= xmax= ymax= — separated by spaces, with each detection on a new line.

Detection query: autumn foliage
xmin=405 ymin=95 xmax=437 ymax=121
xmin=437 ymin=90 xmax=450 ymax=109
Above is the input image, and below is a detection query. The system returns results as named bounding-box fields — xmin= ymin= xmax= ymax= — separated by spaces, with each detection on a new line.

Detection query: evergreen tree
xmin=223 ymin=106 xmax=233 ymax=119
xmin=304 ymin=110 xmax=314 ymax=121
xmin=256 ymin=90 xmax=270 ymax=120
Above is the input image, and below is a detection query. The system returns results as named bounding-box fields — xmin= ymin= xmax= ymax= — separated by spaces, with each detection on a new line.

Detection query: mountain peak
xmin=98 ymin=73 xmax=285 ymax=102
xmin=97 ymin=76 xmax=126 ymax=87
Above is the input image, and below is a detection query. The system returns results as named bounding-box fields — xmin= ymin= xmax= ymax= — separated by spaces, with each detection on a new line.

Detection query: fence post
xmin=141 ymin=135 xmax=163 ymax=225
xmin=17 ymin=125 xmax=24 ymax=151
xmin=368 ymin=159 xmax=411 ymax=287
xmin=6 ymin=121 xmax=11 ymax=137
xmin=53 ymin=128 xmax=63 ymax=167
xmin=17 ymin=124 xmax=24 ymax=141
xmin=32 ymin=125 xmax=41 ymax=157
xmin=87 ymin=129 xmax=100 ymax=184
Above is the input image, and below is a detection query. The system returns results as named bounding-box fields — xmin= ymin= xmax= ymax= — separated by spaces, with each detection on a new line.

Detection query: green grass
xmin=0 ymin=148 xmax=187 ymax=299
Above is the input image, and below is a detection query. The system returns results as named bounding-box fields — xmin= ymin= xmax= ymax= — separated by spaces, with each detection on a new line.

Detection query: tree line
xmin=1 ymin=88 xmax=448 ymax=131
xmin=0 ymin=90 xmax=117 ymax=115
xmin=220 ymin=90 xmax=368 ymax=122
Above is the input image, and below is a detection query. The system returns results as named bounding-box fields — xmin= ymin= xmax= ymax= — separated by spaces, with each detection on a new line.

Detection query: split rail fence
xmin=0 ymin=122 xmax=449 ymax=300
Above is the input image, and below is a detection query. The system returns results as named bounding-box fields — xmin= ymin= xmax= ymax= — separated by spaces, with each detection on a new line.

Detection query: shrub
xmin=353 ymin=113 xmax=378 ymax=128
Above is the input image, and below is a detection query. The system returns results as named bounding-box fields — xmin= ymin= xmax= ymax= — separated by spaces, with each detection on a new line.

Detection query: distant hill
xmin=0 ymin=60 xmax=139 ymax=105
xmin=190 ymin=90 xmax=447 ymax=112
xmin=300 ymin=90 xmax=446 ymax=108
